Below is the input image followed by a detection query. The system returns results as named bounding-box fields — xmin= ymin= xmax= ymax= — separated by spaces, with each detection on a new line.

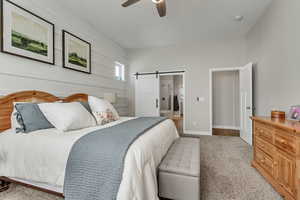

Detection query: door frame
xmin=209 ymin=67 xmax=242 ymax=136
xmin=159 ymin=72 xmax=186 ymax=133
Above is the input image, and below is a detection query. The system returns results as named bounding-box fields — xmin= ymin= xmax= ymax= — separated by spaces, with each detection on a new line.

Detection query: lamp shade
xmin=104 ymin=93 xmax=117 ymax=104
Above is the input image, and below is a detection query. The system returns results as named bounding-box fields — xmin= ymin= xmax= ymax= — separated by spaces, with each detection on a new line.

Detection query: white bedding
xmin=0 ymin=117 xmax=179 ymax=200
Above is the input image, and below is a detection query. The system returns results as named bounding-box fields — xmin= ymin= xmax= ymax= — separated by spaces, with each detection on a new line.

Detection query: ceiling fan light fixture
xmin=152 ymin=0 xmax=163 ymax=4
xmin=122 ymin=0 xmax=166 ymax=17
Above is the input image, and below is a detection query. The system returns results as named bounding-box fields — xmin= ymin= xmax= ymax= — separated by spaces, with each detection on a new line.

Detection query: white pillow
xmin=38 ymin=102 xmax=96 ymax=132
xmin=88 ymin=96 xmax=120 ymax=121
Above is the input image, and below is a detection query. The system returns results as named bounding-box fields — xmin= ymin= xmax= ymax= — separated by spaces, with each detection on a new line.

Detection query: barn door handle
xmin=156 ymin=99 xmax=159 ymax=108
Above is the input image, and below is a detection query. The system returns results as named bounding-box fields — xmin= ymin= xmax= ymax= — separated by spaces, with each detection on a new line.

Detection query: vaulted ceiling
xmin=55 ymin=0 xmax=273 ymax=49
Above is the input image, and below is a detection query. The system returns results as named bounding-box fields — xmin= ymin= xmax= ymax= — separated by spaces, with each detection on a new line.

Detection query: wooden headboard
xmin=0 ymin=91 xmax=88 ymax=132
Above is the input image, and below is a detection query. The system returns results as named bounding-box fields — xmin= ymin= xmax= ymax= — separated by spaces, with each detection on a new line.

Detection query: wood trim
xmin=63 ymin=93 xmax=88 ymax=103
xmin=0 ymin=90 xmax=89 ymax=132
xmin=0 ymin=177 xmax=64 ymax=197
xmin=212 ymin=128 xmax=240 ymax=137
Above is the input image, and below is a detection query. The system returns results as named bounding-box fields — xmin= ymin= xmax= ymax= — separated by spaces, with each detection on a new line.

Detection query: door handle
xmin=246 ymin=106 xmax=251 ymax=110
xmin=156 ymin=99 xmax=159 ymax=108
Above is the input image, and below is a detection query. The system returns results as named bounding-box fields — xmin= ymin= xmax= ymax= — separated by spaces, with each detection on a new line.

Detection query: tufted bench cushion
xmin=158 ymin=137 xmax=200 ymax=200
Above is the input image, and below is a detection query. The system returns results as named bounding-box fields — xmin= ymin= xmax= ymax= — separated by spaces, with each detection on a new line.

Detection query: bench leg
xmin=0 ymin=180 xmax=10 ymax=192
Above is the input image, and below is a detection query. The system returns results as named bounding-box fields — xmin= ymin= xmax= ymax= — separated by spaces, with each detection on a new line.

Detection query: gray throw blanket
xmin=64 ymin=117 xmax=167 ymax=200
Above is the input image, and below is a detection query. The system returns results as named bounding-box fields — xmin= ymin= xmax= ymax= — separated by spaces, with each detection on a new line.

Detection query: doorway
xmin=209 ymin=63 xmax=253 ymax=145
xmin=212 ymin=70 xmax=240 ymax=137
xmin=134 ymin=71 xmax=186 ymax=135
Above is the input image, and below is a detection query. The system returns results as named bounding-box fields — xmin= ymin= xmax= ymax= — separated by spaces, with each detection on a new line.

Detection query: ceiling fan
xmin=122 ymin=0 xmax=166 ymax=17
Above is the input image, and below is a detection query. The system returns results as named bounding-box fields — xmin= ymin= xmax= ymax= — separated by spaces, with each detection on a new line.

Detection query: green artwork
xmin=2 ymin=1 xmax=54 ymax=65
xmin=63 ymin=30 xmax=91 ymax=73
xmin=68 ymin=52 xmax=87 ymax=68
xmin=12 ymin=30 xmax=48 ymax=56
xmin=67 ymin=38 xmax=88 ymax=68
xmin=11 ymin=12 xmax=49 ymax=56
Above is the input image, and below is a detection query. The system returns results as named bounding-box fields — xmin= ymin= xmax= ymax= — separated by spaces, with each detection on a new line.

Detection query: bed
xmin=0 ymin=91 xmax=179 ymax=200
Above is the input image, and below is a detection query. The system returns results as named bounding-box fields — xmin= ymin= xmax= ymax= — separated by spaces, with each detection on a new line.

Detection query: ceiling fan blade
xmin=156 ymin=0 xmax=166 ymax=17
xmin=122 ymin=0 xmax=141 ymax=7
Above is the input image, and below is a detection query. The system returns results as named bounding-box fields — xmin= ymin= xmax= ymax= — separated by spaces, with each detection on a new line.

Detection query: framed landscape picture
xmin=1 ymin=0 xmax=55 ymax=64
xmin=62 ymin=30 xmax=91 ymax=74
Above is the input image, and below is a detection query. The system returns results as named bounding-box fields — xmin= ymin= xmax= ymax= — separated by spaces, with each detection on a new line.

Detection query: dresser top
xmin=251 ymin=116 xmax=300 ymax=134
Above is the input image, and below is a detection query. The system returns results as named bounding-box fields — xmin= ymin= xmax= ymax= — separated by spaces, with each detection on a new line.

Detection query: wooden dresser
xmin=252 ymin=117 xmax=300 ymax=200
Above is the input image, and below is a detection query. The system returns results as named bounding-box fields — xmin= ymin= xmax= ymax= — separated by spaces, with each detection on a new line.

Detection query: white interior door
xmin=240 ymin=63 xmax=253 ymax=145
xmin=135 ymin=75 xmax=160 ymax=117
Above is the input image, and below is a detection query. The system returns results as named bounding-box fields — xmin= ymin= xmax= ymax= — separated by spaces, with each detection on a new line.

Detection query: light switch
xmin=197 ymin=97 xmax=205 ymax=102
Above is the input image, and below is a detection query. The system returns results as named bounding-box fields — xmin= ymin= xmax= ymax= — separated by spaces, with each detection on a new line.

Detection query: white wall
xmin=0 ymin=0 xmax=129 ymax=116
xmin=212 ymin=71 xmax=240 ymax=129
xmin=245 ymin=0 xmax=300 ymax=116
xmin=129 ymin=0 xmax=300 ymax=133
xmin=128 ymin=38 xmax=246 ymax=134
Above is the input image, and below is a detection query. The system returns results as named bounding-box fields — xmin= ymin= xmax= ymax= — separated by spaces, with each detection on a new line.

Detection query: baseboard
xmin=183 ymin=130 xmax=212 ymax=136
xmin=213 ymin=126 xmax=240 ymax=130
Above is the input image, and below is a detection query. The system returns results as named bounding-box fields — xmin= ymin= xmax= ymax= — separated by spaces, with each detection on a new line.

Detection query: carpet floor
xmin=200 ymin=136 xmax=282 ymax=200
xmin=0 ymin=136 xmax=283 ymax=200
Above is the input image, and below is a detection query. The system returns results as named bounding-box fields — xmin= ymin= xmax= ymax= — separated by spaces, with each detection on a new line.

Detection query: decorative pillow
xmin=14 ymin=103 xmax=54 ymax=133
xmin=88 ymin=96 xmax=120 ymax=122
xmin=38 ymin=102 xmax=96 ymax=132
xmin=92 ymin=109 xmax=117 ymax=125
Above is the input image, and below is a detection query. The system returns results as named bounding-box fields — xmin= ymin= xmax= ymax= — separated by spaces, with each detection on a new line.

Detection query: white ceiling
xmin=54 ymin=0 xmax=273 ymax=49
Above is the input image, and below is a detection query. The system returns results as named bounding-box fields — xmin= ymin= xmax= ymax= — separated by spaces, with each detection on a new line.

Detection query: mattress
xmin=0 ymin=117 xmax=179 ymax=200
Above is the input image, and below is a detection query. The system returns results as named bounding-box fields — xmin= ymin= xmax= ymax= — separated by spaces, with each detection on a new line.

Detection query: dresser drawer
xmin=274 ymin=130 xmax=296 ymax=155
xmin=255 ymin=148 xmax=274 ymax=176
xmin=255 ymin=122 xmax=274 ymax=144
xmin=255 ymin=136 xmax=274 ymax=158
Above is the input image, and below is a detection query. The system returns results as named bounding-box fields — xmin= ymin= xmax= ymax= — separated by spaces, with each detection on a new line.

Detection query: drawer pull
xmin=280 ymin=183 xmax=284 ymax=187
xmin=260 ymin=159 xmax=265 ymax=163
xmin=279 ymin=139 xmax=287 ymax=145
xmin=260 ymin=130 xmax=264 ymax=134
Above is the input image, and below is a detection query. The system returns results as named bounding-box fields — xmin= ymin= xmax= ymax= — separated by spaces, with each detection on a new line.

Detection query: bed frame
xmin=0 ymin=90 xmax=89 ymax=197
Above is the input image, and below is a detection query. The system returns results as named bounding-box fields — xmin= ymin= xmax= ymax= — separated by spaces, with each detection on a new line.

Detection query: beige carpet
xmin=0 ymin=136 xmax=283 ymax=200
xmin=200 ymin=136 xmax=282 ymax=200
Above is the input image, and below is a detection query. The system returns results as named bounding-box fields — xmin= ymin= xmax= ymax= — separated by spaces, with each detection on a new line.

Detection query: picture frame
xmin=1 ymin=0 xmax=55 ymax=65
xmin=62 ymin=30 xmax=91 ymax=74
xmin=287 ymin=105 xmax=300 ymax=121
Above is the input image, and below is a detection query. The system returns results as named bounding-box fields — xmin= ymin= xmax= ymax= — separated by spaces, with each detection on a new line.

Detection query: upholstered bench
xmin=158 ymin=137 xmax=200 ymax=200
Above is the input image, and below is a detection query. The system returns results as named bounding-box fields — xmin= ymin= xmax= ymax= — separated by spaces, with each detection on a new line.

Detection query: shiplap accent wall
xmin=0 ymin=0 xmax=129 ymax=116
